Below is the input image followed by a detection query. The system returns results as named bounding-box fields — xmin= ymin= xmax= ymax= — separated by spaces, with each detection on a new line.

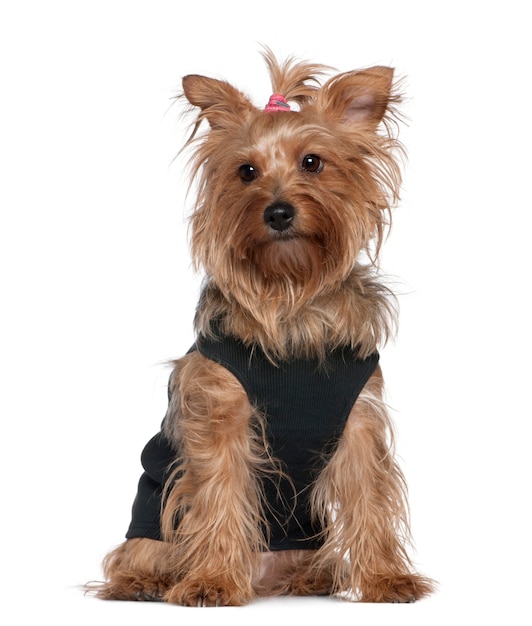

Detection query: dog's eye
xmin=301 ymin=154 xmax=323 ymax=173
xmin=239 ymin=164 xmax=258 ymax=183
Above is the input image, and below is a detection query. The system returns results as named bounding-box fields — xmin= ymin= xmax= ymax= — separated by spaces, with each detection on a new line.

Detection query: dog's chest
xmin=193 ymin=332 xmax=379 ymax=472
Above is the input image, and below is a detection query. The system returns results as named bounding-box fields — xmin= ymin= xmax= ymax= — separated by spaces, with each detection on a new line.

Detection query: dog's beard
xmin=249 ymin=236 xmax=324 ymax=284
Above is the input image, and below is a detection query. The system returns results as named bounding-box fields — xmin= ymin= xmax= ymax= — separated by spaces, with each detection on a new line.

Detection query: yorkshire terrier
xmin=93 ymin=48 xmax=434 ymax=606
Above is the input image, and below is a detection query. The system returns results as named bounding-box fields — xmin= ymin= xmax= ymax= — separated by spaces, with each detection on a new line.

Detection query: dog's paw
xmin=89 ymin=577 xmax=170 ymax=602
xmin=360 ymin=574 xmax=435 ymax=603
xmin=164 ymin=578 xmax=251 ymax=607
xmin=133 ymin=590 xmax=165 ymax=602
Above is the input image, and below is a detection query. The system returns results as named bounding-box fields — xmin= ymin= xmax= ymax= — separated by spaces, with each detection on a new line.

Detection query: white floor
xmin=22 ymin=578 xmax=522 ymax=626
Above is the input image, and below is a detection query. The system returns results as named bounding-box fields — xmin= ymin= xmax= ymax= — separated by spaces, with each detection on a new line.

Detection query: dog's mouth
xmin=268 ymin=227 xmax=297 ymax=241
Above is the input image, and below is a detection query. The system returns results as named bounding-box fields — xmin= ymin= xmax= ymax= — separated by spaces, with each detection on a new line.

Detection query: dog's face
xmin=183 ymin=62 xmax=401 ymax=302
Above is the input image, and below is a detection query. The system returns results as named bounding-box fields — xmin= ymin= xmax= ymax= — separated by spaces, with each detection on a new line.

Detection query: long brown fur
xmin=91 ymin=48 xmax=434 ymax=606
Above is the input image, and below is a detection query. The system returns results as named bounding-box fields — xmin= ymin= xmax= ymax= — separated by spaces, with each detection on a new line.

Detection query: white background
xmin=1 ymin=1 xmax=530 ymax=624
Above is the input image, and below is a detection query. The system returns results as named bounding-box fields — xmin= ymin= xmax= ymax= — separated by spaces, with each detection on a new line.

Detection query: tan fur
xmin=159 ymin=354 xmax=268 ymax=606
xmin=309 ymin=368 xmax=434 ymax=601
xmin=91 ymin=48 xmax=434 ymax=606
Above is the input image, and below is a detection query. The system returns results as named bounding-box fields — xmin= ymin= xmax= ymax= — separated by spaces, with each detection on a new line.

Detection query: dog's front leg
xmin=161 ymin=352 xmax=267 ymax=606
xmin=311 ymin=367 xmax=434 ymax=602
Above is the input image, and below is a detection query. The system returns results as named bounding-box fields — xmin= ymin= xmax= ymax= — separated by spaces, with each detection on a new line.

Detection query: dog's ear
xmin=182 ymin=74 xmax=255 ymax=129
xmin=317 ymin=67 xmax=394 ymax=130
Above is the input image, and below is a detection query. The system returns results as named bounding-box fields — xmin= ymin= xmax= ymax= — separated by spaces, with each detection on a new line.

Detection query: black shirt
xmin=126 ymin=333 xmax=379 ymax=550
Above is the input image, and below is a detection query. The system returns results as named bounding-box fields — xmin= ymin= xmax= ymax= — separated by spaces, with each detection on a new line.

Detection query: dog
xmin=93 ymin=48 xmax=434 ymax=606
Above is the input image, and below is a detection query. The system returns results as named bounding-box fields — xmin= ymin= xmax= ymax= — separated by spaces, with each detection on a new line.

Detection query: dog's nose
xmin=263 ymin=202 xmax=295 ymax=232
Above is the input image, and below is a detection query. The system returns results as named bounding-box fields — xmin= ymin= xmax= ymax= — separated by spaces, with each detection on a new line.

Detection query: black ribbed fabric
xmin=126 ymin=332 xmax=379 ymax=550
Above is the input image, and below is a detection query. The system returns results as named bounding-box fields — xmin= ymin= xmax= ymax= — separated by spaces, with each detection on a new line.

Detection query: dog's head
xmin=182 ymin=49 xmax=403 ymax=307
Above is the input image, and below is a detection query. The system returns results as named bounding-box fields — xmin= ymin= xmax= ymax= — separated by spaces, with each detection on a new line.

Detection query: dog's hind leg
xmin=253 ymin=549 xmax=340 ymax=598
xmin=92 ymin=537 xmax=176 ymax=601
